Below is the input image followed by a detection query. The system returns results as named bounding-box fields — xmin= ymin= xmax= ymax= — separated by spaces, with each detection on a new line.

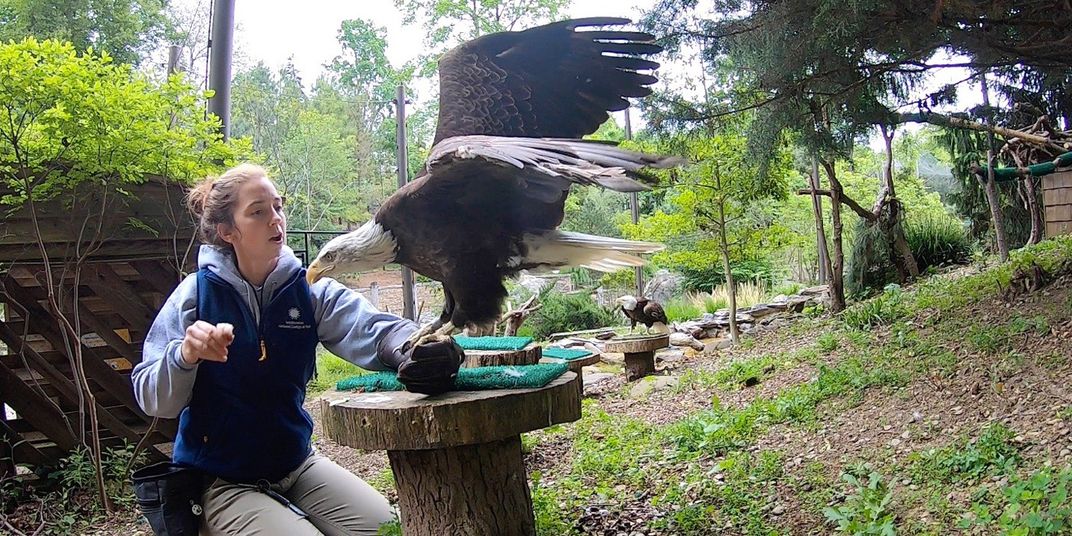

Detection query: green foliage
xmin=823 ymin=469 xmax=897 ymax=536
xmin=662 ymin=296 xmax=702 ymax=322
xmin=0 ymin=39 xmax=239 ymax=209
xmin=817 ymin=332 xmax=840 ymax=353
xmin=841 ymin=285 xmax=907 ymax=330
xmin=527 ymin=289 xmax=619 ymax=341
xmin=623 ymin=132 xmax=792 ymax=292
xmin=910 ymin=424 xmax=1021 ymax=483
xmin=960 ymin=466 xmax=1072 ymax=535
xmin=0 ymin=0 xmax=168 ymax=65
xmin=308 ymin=349 xmax=367 ymax=395
xmin=904 ymin=212 xmax=973 ymax=270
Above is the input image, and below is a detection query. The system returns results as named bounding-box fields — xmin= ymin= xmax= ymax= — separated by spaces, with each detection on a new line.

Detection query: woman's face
xmin=218 ymin=175 xmax=286 ymax=263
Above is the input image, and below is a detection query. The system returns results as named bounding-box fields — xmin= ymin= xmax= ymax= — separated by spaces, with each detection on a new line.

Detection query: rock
xmin=901 ymin=430 xmax=910 ymax=439
xmin=772 ymin=505 xmax=786 ymax=516
xmin=629 ymin=375 xmax=680 ymax=399
xmin=657 ymin=348 xmax=686 ymax=363
xmin=669 ymin=332 xmax=705 ymax=350
xmin=583 ymin=372 xmax=615 ymax=389
xmin=601 ymin=353 xmax=624 ymax=364
xmin=643 ymin=269 xmax=684 ymax=304
xmin=516 ymin=273 xmax=552 ymax=295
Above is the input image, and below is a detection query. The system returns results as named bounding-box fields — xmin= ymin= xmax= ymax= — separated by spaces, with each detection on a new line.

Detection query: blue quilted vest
xmin=172 ymin=268 xmax=319 ymax=483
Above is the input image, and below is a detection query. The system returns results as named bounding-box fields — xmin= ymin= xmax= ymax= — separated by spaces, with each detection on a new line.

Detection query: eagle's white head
xmin=306 ymin=220 xmax=398 ymax=285
xmin=615 ymin=295 xmax=638 ymax=311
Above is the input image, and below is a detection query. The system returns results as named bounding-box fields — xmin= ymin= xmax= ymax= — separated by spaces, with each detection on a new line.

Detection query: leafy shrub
xmin=841 ymin=285 xmax=906 ymax=330
xmin=679 ymin=259 xmax=776 ymax=292
xmin=823 ymin=468 xmax=896 ymax=535
xmin=910 ymin=423 xmax=1021 ymax=483
xmin=960 ymin=466 xmax=1072 ymax=534
xmin=905 ymin=212 xmax=972 ymax=271
xmin=848 ymin=210 xmax=971 ymax=293
xmin=527 ymin=289 xmax=619 ymax=340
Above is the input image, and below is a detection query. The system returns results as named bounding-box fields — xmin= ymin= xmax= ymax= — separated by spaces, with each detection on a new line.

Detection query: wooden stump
xmin=319 ymin=372 xmax=582 ymax=536
xmin=605 ymin=335 xmax=669 ymax=381
xmin=539 ymin=352 xmax=601 ymax=374
xmin=463 ymin=342 xmax=542 ymax=368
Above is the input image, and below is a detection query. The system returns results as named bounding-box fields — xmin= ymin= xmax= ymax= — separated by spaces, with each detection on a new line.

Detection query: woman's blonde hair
xmin=186 ymin=163 xmax=268 ymax=248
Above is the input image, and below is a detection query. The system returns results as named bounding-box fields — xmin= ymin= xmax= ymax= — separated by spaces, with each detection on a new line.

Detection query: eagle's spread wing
xmin=643 ymin=300 xmax=668 ymax=324
xmin=433 ymin=17 xmax=661 ymax=143
xmin=426 ymin=136 xmax=681 ymax=205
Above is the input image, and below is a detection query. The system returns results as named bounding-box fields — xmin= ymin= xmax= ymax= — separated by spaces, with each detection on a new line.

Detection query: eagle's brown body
xmin=621 ymin=296 xmax=669 ymax=332
xmin=308 ymin=18 xmax=678 ymax=339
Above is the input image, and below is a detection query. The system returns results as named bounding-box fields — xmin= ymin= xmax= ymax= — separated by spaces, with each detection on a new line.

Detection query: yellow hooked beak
xmin=306 ymin=259 xmax=331 ymax=285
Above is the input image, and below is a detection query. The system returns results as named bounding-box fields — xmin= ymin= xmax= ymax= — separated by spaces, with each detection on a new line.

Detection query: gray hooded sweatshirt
xmin=132 ymin=244 xmax=417 ymax=419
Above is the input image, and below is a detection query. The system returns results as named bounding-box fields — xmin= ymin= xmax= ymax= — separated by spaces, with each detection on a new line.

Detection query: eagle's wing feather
xmin=433 ymin=18 xmax=661 ymax=143
xmin=427 ymin=136 xmax=682 ymax=202
xmin=643 ymin=300 xmax=669 ymax=324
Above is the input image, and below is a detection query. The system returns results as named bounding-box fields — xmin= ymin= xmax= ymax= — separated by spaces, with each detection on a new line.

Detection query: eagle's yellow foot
xmin=397 ymin=321 xmax=456 ymax=355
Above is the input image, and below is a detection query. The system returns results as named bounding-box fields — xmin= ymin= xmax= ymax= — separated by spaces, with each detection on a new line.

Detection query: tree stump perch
xmin=318 ymin=372 xmax=582 ymax=536
xmin=463 ymin=342 xmax=542 ymax=368
xmin=540 ymin=352 xmax=601 ymax=374
xmin=604 ymin=334 xmax=670 ymax=381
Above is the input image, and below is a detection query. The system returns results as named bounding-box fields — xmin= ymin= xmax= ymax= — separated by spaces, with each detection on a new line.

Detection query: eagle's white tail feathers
xmin=522 ymin=231 xmax=663 ymax=273
xmin=651 ymin=322 xmax=670 ymax=335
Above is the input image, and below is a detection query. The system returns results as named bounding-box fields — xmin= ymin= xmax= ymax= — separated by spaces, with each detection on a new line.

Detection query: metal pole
xmin=624 ymin=109 xmax=644 ymax=297
xmin=207 ymin=0 xmax=235 ymax=140
xmin=396 ymin=85 xmax=417 ymax=321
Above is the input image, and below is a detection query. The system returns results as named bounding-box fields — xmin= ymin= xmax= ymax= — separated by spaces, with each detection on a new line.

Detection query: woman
xmin=132 ymin=163 xmax=462 ymax=535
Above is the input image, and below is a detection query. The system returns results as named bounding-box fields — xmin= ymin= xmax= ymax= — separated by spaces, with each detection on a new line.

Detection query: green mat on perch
xmin=453 ymin=335 xmax=532 ymax=351
xmin=541 ymin=347 xmax=593 ymax=361
xmin=336 ymin=363 xmax=568 ymax=393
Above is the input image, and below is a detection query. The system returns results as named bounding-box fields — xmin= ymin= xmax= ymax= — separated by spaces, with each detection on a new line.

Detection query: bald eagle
xmin=306 ymin=17 xmax=680 ymax=349
xmin=615 ymin=295 xmax=669 ymax=335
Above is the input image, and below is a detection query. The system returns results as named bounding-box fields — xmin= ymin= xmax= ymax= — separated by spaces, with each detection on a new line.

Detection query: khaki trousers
xmin=199 ymin=453 xmax=394 ymax=535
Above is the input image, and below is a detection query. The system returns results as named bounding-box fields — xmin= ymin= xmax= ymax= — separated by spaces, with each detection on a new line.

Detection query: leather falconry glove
xmin=396 ymin=336 xmax=465 ymax=395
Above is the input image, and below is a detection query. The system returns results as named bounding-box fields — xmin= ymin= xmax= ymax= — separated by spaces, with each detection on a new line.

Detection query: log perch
xmin=604 ymin=334 xmax=670 ymax=381
xmin=318 ymin=372 xmax=582 ymax=535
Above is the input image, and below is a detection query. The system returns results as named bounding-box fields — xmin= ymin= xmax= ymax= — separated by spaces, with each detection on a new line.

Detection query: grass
xmin=527 ymin=238 xmax=1072 ymax=534
xmin=688 ymin=280 xmax=769 ymax=315
xmin=307 ymin=347 xmax=368 ymax=395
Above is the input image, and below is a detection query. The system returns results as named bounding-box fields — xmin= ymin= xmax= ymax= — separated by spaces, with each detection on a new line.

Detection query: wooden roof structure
xmin=1 ymin=176 xmax=197 ymax=477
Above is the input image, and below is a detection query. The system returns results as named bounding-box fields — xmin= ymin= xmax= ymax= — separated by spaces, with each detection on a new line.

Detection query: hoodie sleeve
xmin=311 ymin=277 xmax=419 ymax=371
xmin=131 ymin=273 xmax=201 ymax=419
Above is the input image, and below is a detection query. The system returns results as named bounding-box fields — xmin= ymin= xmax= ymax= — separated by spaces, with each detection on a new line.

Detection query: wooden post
xmin=624 ymin=109 xmax=644 ymax=297
xmin=605 ymin=334 xmax=669 ymax=381
xmin=319 ymin=372 xmax=582 ymax=536
xmin=396 ymin=85 xmax=416 ymax=321
xmin=980 ymin=74 xmax=1010 ymax=261
xmin=368 ymin=281 xmax=380 ymax=308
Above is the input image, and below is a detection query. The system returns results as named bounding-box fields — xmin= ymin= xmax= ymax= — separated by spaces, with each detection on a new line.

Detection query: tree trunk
xmin=1024 ymin=176 xmax=1043 ymax=245
xmin=810 ymin=159 xmax=832 ymax=284
xmin=980 ymin=75 xmax=1011 ymax=261
xmin=388 ymin=436 xmax=535 ymax=536
xmin=880 ymin=125 xmax=920 ymax=280
xmin=821 ymin=159 xmax=847 ymax=312
xmin=716 ymin=195 xmax=739 ymax=343
xmin=624 ymin=350 xmax=657 ymax=381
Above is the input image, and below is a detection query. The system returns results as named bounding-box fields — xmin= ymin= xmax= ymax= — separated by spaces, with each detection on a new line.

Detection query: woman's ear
xmin=217 ymin=223 xmax=238 ymax=245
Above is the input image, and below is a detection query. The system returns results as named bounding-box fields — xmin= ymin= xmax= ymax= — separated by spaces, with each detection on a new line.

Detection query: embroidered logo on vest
xmin=280 ymin=307 xmax=311 ymax=330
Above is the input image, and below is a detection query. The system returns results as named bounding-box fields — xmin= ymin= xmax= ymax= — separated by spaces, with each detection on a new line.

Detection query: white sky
xmin=232 ymin=0 xmax=652 ymax=82
xmin=214 ymin=0 xmax=982 ymax=148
